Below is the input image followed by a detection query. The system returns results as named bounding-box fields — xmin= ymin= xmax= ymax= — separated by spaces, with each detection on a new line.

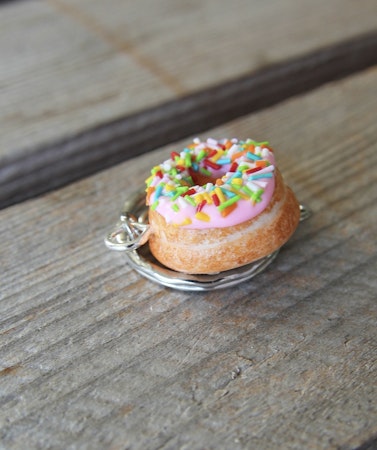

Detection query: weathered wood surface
xmin=1 ymin=67 xmax=377 ymax=449
xmin=2 ymin=33 xmax=377 ymax=211
xmin=1 ymin=0 xmax=377 ymax=207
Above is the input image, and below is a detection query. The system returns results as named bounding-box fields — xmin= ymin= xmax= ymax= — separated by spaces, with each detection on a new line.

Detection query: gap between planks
xmin=1 ymin=31 xmax=377 ymax=209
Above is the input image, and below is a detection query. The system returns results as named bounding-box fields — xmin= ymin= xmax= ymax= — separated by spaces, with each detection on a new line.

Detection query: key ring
xmin=105 ymin=212 xmax=150 ymax=252
xmin=104 ymin=189 xmax=311 ymax=291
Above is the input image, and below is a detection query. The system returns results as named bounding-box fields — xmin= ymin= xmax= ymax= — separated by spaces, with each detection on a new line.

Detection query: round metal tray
xmin=105 ymin=190 xmax=311 ymax=291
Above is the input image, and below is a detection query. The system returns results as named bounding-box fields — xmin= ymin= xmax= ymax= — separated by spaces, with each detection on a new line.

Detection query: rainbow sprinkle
xmin=145 ymin=138 xmax=275 ymax=226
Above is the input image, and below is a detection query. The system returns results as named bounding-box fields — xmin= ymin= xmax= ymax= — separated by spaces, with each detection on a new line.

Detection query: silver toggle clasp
xmin=104 ymin=211 xmax=150 ymax=252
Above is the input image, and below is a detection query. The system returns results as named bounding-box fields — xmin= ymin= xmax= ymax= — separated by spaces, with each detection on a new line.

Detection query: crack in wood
xmin=45 ymin=0 xmax=185 ymax=95
xmin=1 ymin=31 xmax=377 ymax=208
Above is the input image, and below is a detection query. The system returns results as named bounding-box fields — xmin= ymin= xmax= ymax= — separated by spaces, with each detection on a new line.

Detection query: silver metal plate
xmin=105 ymin=190 xmax=311 ymax=291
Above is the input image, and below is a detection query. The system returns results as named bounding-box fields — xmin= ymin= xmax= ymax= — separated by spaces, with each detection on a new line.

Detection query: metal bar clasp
xmin=104 ymin=211 xmax=150 ymax=252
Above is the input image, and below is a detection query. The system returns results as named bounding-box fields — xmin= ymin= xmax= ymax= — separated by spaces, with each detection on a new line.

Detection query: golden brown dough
xmin=148 ymin=169 xmax=300 ymax=274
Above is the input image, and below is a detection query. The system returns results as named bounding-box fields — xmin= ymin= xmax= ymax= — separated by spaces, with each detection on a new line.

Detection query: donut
xmin=145 ymin=138 xmax=300 ymax=274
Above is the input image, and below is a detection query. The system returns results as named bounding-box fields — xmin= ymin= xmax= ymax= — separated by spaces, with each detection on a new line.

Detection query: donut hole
xmin=189 ymin=169 xmax=222 ymax=188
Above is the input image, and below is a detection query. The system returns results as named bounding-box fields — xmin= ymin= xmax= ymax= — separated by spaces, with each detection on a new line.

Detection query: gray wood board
xmin=2 ymin=0 xmax=377 ymax=155
xmin=1 ymin=0 xmax=377 ymax=207
xmin=1 ymin=31 xmax=377 ymax=210
xmin=1 ymin=67 xmax=377 ymax=449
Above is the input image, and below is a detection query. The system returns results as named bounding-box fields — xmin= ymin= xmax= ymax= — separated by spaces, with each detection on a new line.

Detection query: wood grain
xmin=1 ymin=31 xmax=377 ymax=209
xmin=1 ymin=0 xmax=377 ymax=208
xmin=1 ymin=67 xmax=376 ymax=449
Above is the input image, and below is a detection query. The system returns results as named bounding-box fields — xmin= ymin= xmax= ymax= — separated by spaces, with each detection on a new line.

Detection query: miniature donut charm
xmin=145 ymin=138 xmax=300 ymax=274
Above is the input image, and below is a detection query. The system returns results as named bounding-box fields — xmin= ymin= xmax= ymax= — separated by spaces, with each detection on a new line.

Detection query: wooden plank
xmin=1 ymin=67 xmax=376 ymax=449
xmin=0 ymin=0 xmax=174 ymax=165
xmin=58 ymin=0 xmax=377 ymax=91
xmin=1 ymin=0 xmax=377 ymax=207
xmin=1 ymin=32 xmax=377 ymax=209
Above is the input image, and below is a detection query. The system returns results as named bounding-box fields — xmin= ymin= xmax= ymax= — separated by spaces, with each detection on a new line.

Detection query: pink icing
xmin=146 ymin=138 xmax=276 ymax=229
